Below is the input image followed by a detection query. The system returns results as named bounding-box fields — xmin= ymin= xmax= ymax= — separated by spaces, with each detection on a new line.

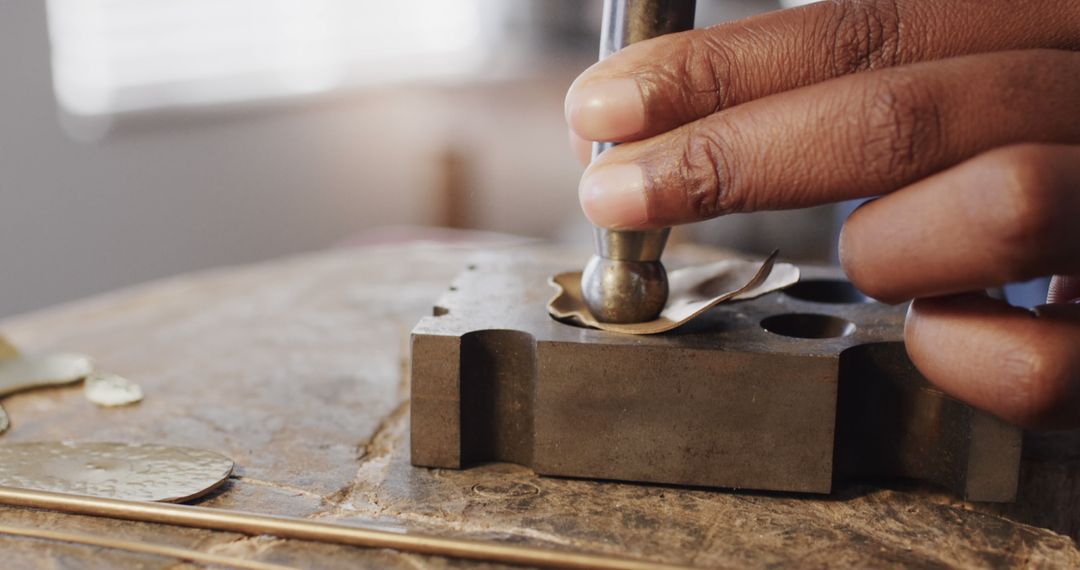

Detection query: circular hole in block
xmin=761 ymin=313 xmax=856 ymax=339
xmin=784 ymin=279 xmax=869 ymax=304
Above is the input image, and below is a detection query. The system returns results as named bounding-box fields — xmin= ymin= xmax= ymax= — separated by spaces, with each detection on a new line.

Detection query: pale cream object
xmin=0 ymin=353 xmax=93 ymax=396
xmin=0 ymin=336 xmax=18 ymax=361
xmin=0 ymin=341 xmax=84 ymax=435
xmin=549 ymin=251 xmax=800 ymax=334
xmin=0 ymin=442 xmax=233 ymax=502
xmin=0 ymin=337 xmax=22 ymax=433
xmin=84 ymin=372 xmax=144 ymax=407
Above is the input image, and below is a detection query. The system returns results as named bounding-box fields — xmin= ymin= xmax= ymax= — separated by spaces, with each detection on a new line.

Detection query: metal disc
xmin=0 ymin=442 xmax=234 ymax=502
xmin=549 ymin=251 xmax=800 ymax=335
xmin=84 ymin=372 xmax=143 ymax=407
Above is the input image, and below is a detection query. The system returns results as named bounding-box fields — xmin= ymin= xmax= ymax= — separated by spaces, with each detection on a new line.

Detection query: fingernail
xmin=565 ymin=79 xmax=645 ymax=140
xmin=579 ymin=163 xmax=648 ymax=229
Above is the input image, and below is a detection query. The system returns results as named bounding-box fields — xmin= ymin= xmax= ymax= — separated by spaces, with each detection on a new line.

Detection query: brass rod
xmin=0 ymin=523 xmax=296 ymax=570
xmin=0 ymin=486 xmax=695 ymax=570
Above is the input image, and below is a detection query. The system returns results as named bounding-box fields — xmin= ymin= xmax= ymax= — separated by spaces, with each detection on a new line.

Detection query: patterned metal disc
xmin=0 ymin=442 xmax=234 ymax=502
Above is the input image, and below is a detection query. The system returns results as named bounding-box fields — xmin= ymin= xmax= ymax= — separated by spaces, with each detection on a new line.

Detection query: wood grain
xmin=0 ymin=243 xmax=1077 ymax=568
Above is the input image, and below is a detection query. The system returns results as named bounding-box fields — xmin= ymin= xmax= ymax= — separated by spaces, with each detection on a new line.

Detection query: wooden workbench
xmin=1 ymin=242 xmax=1078 ymax=568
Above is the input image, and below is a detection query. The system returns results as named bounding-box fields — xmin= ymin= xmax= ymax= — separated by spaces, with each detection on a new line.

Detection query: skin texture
xmin=565 ymin=0 xmax=1080 ymax=429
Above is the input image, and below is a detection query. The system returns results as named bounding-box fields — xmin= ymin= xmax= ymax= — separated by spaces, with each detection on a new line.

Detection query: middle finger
xmin=840 ymin=143 xmax=1080 ymax=303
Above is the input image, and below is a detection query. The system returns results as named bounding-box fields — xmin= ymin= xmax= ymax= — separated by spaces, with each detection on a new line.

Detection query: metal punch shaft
xmin=581 ymin=0 xmax=696 ymax=323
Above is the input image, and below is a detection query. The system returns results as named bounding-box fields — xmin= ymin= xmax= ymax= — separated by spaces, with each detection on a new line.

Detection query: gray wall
xmin=0 ymin=2 xmax=587 ymax=318
xmin=1 ymin=0 xmax=832 ymax=319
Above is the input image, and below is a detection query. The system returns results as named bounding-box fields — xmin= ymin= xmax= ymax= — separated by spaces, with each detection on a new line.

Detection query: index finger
xmin=577 ymin=49 xmax=1080 ymax=229
xmin=566 ymin=0 xmax=1080 ymax=142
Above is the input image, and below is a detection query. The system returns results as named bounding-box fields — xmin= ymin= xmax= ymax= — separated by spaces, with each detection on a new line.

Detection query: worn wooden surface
xmin=1 ymin=242 xmax=1079 ymax=569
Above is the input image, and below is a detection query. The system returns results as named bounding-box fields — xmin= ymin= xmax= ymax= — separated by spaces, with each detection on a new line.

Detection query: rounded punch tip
xmin=581 ymin=256 xmax=669 ymax=324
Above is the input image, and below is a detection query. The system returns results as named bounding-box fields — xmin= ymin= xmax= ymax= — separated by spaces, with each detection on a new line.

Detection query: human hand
xmin=564 ymin=0 xmax=1080 ymax=429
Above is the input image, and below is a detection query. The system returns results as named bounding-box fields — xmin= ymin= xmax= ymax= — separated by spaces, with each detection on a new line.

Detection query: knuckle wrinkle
xmin=826 ymin=0 xmax=905 ymax=75
xmin=680 ymin=121 xmax=744 ymax=218
xmin=857 ymin=74 xmax=944 ymax=187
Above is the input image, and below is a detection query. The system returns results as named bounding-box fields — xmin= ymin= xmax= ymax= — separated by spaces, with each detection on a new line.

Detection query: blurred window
xmin=46 ymin=0 xmax=494 ymax=116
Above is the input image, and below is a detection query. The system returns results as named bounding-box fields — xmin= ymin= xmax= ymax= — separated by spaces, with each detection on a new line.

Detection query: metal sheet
xmin=0 ymin=442 xmax=233 ymax=502
xmin=550 ymin=251 xmax=801 ymax=334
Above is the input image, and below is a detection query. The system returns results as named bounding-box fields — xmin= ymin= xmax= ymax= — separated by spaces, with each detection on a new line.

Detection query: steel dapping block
xmin=410 ymin=253 xmax=1022 ymax=501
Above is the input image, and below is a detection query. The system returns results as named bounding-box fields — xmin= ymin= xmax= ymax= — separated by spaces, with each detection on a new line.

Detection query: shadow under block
xmin=410 ymin=253 xmax=1022 ymax=502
